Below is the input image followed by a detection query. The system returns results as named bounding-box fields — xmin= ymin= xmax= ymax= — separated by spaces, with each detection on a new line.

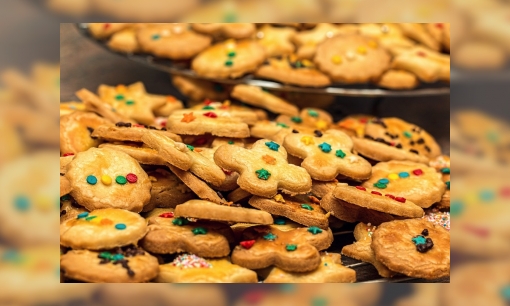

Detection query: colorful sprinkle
xmin=116 ymin=176 xmax=127 ymax=185
xmin=307 ymin=109 xmax=319 ymax=117
xmin=276 ymin=122 xmax=289 ymax=128
xmin=378 ymin=178 xmax=389 ymax=184
xmin=159 ymin=212 xmax=174 ymax=218
xmin=225 ymin=59 xmax=234 ymax=66
xmin=273 ymin=194 xmax=285 ymax=203
xmin=263 ymin=233 xmax=277 ymax=241
xmin=85 ymin=216 xmax=97 ymax=221
xmin=125 ymin=100 xmax=135 ymax=105
xmin=115 ymin=223 xmax=126 ymax=230
xmin=446 ymin=181 xmax=450 ymax=190
xmin=240 ymin=240 xmax=255 ymax=249
xmin=371 ymin=191 xmax=382 ymax=196
xmin=335 ymin=149 xmax=346 ymax=158
xmin=101 ymin=175 xmax=112 ymax=185
xmin=395 ymin=197 xmax=406 ymax=203
xmin=228 ymin=140 xmax=234 ymax=145
xmin=63 ymin=153 xmax=74 ymax=157
xmin=192 ymin=227 xmax=208 ymax=235
xmin=423 ymin=210 xmax=450 ymax=231
xmin=355 ymin=186 xmax=366 ymax=191
xmin=126 ymin=173 xmax=138 ymax=183
xmin=274 ymin=218 xmax=286 ymax=225
xmin=318 ymin=142 xmax=332 ymax=153
xmin=115 ymin=94 xmax=124 ymax=100
xmin=500 ymin=285 xmax=510 ymax=301
xmin=308 ymin=227 xmax=323 ymax=235
xmin=227 ymin=50 xmax=236 ymax=57
xmin=186 ymin=144 xmax=195 ymax=151
xmin=172 ymin=217 xmax=189 ymax=226
xmin=77 ymin=212 xmax=89 ymax=219
xmin=412 ymin=169 xmax=424 ymax=176
xmin=265 ymin=141 xmax=280 ymax=151
xmin=86 ymin=175 xmax=97 ymax=185
xmin=255 ymin=168 xmax=271 ymax=180
xmin=412 ymin=235 xmax=426 ymax=245
xmin=203 ymin=112 xmax=218 ymax=118
xmin=403 ymin=131 xmax=412 ymax=138
xmin=480 ymin=190 xmax=495 ymax=201
xmin=301 ymin=136 xmax=315 ymax=145
xmin=14 ymin=195 xmax=30 ymax=211
xmin=286 ymin=244 xmax=297 ymax=251
xmin=331 ymin=55 xmax=342 ymax=64
xmin=181 ymin=112 xmax=195 ymax=123
xmin=388 ymin=173 xmax=399 ymax=180
xmin=312 ymin=297 xmax=327 ymax=306
xmin=450 ymin=201 xmax=464 ymax=217
xmin=356 ymin=46 xmax=367 ymax=54
xmin=202 ymin=106 xmax=215 ymax=110
xmin=398 ymin=172 xmax=409 ymax=178
xmin=291 ymin=116 xmax=302 ymax=123
xmin=373 ymin=182 xmax=387 ymax=189
xmin=172 ymin=254 xmax=212 ymax=269
xmin=262 ymin=155 xmax=277 ymax=165
xmin=301 ymin=204 xmax=314 ymax=210
xmin=441 ymin=167 xmax=450 ymax=174
xmin=316 ymin=120 xmax=328 ymax=130
xmin=151 ymin=34 xmax=161 ymax=40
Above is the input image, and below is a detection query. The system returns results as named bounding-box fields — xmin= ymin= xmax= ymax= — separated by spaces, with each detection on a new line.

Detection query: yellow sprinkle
xmin=368 ymin=41 xmax=378 ymax=48
xmin=116 ymin=85 xmax=126 ymax=93
xmin=89 ymin=217 xmax=102 ymax=224
xmin=301 ymin=136 xmax=315 ymax=145
xmin=273 ymin=194 xmax=285 ymax=203
xmin=357 ymin=46 xmax=367 ymax=55
xmin=331 ymin=55 xmax=342 ymax=65
xmin=301 ymin=59 xmax=313 ymax=67
xmin=223 ymin=100 xmax=231 ymax=107
xmin=101 ymin=175 xmax=112 ymax=185
xmin=464 ymin=192 xmax=478 ymax=205
xmin=388 ymin=173 xmax=399 ymax=180
xmin=316 ymin=120 xmax=328 ymax=130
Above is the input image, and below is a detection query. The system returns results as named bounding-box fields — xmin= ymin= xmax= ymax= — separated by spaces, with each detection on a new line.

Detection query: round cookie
xmin=428 ymin=155 xmax=450 ymax=209
xmin=0 ymin=151 xmax=59 ymax=247
xmin=371 ymin=218 xmax=450 ymax=279
xmin=192 ymin=39 xmax=266 ymax=79
xmin=362 ymin=161 xmax=446 ymax=208
xmin=137 ymin=24 xmax=212 ymax=60
xmin=314 ymin=34 xmax=391 ymax=83
xmin=60 ymin=246 xmax=159 ymax=283
xmin=60 ymin=208 xmax=148 ymax=250
xmin=60 ymin=111 xmax=112 ymax=154
xmin=375 ymin=69 xmax=419 ymax=90
xmin=65 ymin=147 xmax=151 ymax=212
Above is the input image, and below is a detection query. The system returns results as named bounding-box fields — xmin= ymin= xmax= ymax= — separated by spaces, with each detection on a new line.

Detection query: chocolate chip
xmin=410 ymin=149 xmax=419 ymax=154
xmin=364 ymin=135 xmax=374 ymax=140
xmin=424 ymin=146 xmax=431 ymax=152
xmin=60 ymin=210 xmax=67 ymax=216
xmin=125 ymin=123 xmax=132 ymax=127
xmin=292 ymin=129 xmax=299 ymax=133
xmin=421 ymin=229 xmax=429 ymax=236
xmin=417 ymin=138 xmax=425 ymax=144
xmin=148 ymin=126 xmax=157 ymax=130
xmin=314 ymin=130 xmax=323 ymax=137
xmin=372 ymin=118 xmax=387 ymax=128
xmin=161 ymin=127 xmax=167 ymax=131
xmin=396 ymin=144 xmax=403 ymax=149
xmin=409 ymin=141 xmax=415 ymax=146
xmin=115 ymin=122 xmax=125 ymax=127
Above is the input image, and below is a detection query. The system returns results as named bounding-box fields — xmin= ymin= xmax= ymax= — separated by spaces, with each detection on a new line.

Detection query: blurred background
xmin=1 ymin=0 xmax=509 ymax=305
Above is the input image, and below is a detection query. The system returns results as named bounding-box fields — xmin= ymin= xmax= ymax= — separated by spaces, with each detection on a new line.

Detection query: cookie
xmin=341 ymin=222 xmax=396 ymax=278
xmin=357 ymin=23 xmax=416 ymax=55
xmin=171 ymin=75 xmax=230 ymax=102
xmin=362 ymin=161 xmax=446 ymax=208
xmin=60 ymin=208 xmax=147 ymax=250
xmin=137 ymin=24 xmax=212 ymax=60
xmin=107 ymin=28 xmax=140 ymax=53
xmin=255 ymin=25 xmax=296 ymax=57
xmin=151 ymin=94 xmax=184 ymax=117
xmin=65 ymin=147 xmax=152 ymax=212
xmin=375 ymin=69 xmax=419 ymax=90
xmin=231 ymin=225 xmax=333 ymax=272
xmin=277 ymin=108 xmax=334 ymax=131
xmin=283 ymin=129 xmax=372 ymax=181
xmin=192 ymin=39 xmax=266 ymax=79
xmin=255 ymin=55 xmax=332 ymax=87
xmin=60 ymin=101 xmax=86 ymax=116
xmin=142 ymin=131 xmax=226 ymax=186
xmin=227 ymin=187 xmax=253 ymax=204
xmin=60 ymin=197 xmax=87 ymax=223
xmin=92 ymin=123 xmax=181 ymax=142
xmin=175 ymin=199 xmax=273 ymax=225
xmin=76 ymin=89 xmax=135 ymax=124
xmin=140 ymin=208 xmax=234 ymax=257
xmin=429 ymin=155 xmax=450 ymax=208
xmin=314 ymin=35 xmax=391 ymax=83
xmin=398 ymin=23 xmax=440 ymax=51
xmin=310 ymin=180 xmax=338 ymax=199
xmin=198 ymin=146 xmax=240 ymax=191
xmin=264 ymin=252 xmax=356 ymax=283
xmin=156 ymin=255 xmax=258 ymax=283
xmin=214 ymin=139 xmax=312 ymax=197
xmin=98 ymin=143 xmax=167 ymax=165
xmin=250 ymin=120 xmax=314 ymax=144
xmin=166 ymin=109 xmax=250 ymax=138
xmin=60 ymin=111 xmax=112 ymax=154
xmin=88 ymin=23 xmax=131 ymax=39
xmin=353 ymin=117 xmax=442 ymax=163
xmin=60 ymin=246 xmax=159 ymax=283
xmin=249 ymin=194 xmax=330 ymax=229
xmin=60 ymin=155 xmax=74 ymax=175
xmin=333 ymin=184 xmax=424 ymax=218
xmin=392 ymin=47 xmax=450 ymax=82
xmin=97 ymin=82 xmax=166 ymax=125
xmin=144 ymin=169 xmax=195 ymax=211
xmin=231 ymin=85 xmax=299 ymax=116
xmin=60 ymin=176 xmax=72 ymax=197
xmin=188 ymin=99 xmax=260 ymax=125
xmin=371 ymin=218 xmax=450 ymax=279
xmin=423 ymin=209 xmax=450 ymax=231
xmin=336 ymin=114 xmax=374 ymax=138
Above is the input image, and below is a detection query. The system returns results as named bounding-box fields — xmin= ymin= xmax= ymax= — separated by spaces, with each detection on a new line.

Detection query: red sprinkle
xmin=500 ymin=187 xmax=510 ymax=198
xmin=463 ymin=224 xmax=490 ymax=238
xmin=390 ymin=142 xmax=395 ymax=146
xmin=395 ymin=197 xmax=406 ymax=203
xmin=203 ymin=112 xmax=217 ymax=118
xmin=159 ymin=212 xmax=174 ymax=218
xmin=203 ymin=99 xmax=212 ymax=105
xmin=412 ymin=169 xmax=424 ymax=176
xmin=385 ymin=194 xmax=396 ymax=199
xmin=63 ymin=153 xmax=74 ymax=157
xmin=160 ymin=121 xmax=167 ymax=127
xmin=355 ymin=186 xmax=366 ymax=191
xmin=240 ymin=240 xmax=255 ymax=249
xmin=371 ymin=191 xmax=382 ymax=196
xmin=126 ymin=173 xmax=138 ymax=183
xmin=359 ymin=118 xmax=368 ymax=123
xmin=417 ymin=51 xmax=427 ymax=57
xmin=223 ymin=169 xmax=232 ymax=175
xmin=435 ymin=23 xmax=444 ymax=28
xmin=104 ymin=23 xmax=111 ymax=29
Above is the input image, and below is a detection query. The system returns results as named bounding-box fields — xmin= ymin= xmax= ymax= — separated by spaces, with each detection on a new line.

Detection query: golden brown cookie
xmin=255 ymin=25 xmax=296 ymax=57
xmin=152 ymin=94 xmax=184 ymax=117
xmin=98 ymin=143 xmax=167 ymax=165
xmin=371 ymin=218 xmax=450 ymax=279
xmin=144 ymin=169 xmax=195 ymax=212
xmin=76 ymin=88 xmax=135 ymax=124
xmin=60 ymin=176 xmax=72 ymax=197
xmin=375 ymin=69 xmax=419 ymax=90
xmin=171 ymin=75 xmax=230 ymax=102
xmin=188 ymin=99 xmax=260 ymax=125
xmin=140 ymin=131 xmax=193 ymax=170
xmin=392 ymin=47 xmax=450 ymax=82
xmin=88 ymin=23 xmax=131 ymax=39
xmin=250 ymin=120 xmax=314 ymax=144
xmin=59 ymin=111 xmax=112 ymax=154
xmin=336 ymin=114 xmax=374 ymax=138
xmin=92 ymin=123 xmax=181 ymax=142
xmin=107 ymin=28 xmax=140 ymax=53
xmin=231 ymin=85 xmax=299 ymax=116
xmin=398 ymin=23 xmax=440 ymax=51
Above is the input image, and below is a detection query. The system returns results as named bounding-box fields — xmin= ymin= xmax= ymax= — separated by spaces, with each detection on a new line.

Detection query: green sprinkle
xmin=192 ymin=227 xmax=208 ymax=235
xmin=446 ymin=181 xmax=450 ymax=190
xmin=263 ymin=232 xmax=277 ymax=241
xmin=335 ymin=149 xmax=346 ymax=158
xmin=276 ymin=122 xmax=289 ymax=128
xmin=308 ymin=227 xmax=323 ymax=235
xmin=501 ymin=285 xmax=510 ymax=301
xmin=286 ymin=244 xmax=297 ymax=251
xmin=291 ymin=116 xmax=302 ymax=123
xmin=227 ymin=50 xmax=236 ymax=57
xmin=280 ymin=284 xmax=296 ymax=292
xmin=202 ymin=106 xmax=215 ymax=110
xmin=225 ymin=59 xmax=234 ymax=66
xmin=373 ymin=182 xmax=387 ymax=189
xmin=116 ymin=176 xmax=127 ymax=185
xmin=311 ymin=297 xmax=327 ymax=306
xmin=301 ymin=204 xmax=314 ymax=211
xmin=115 ymin=94 xmax=124 ymax=100
xmin=172 ymin=217 xmax=189 ymax=226
xmin=412 ymin=235 xmax=426 ymax=245
xmin=125 ymin=100 xmax=135 ymax=105
xmin=318 ymin=142 xmax=332 ymax=153
xmin=14 ymin=195 xmax=30 ymax=211
xmin=480 ymin=190 xmax=495 ymax=202
xmin=450 ymin=200 xmax=464 ymax=217
xmin=228 ymin=140 xmax=234 ymax=144
xmin=403 ymin=131 xmax=412 ymax=138
xmin=112 ymin=254 xmax=124 ymax=261
xmin=307 ymin=109 xmax=319 ymax=117
xmin=487 ymin=131 xmax=499 ymax=143
xmin=77 ymin=212 xmax=89 ymax=219
xmin=265 ymin=141 xmax=280 ymax=151
xmin=441 ymin=167 xmax=450 ymax=174
xmin=255 ymin=168 xmax=271 ymax=180
xmin=186 ymin=144 xmax=195 ymax=151
xmin=151 ymin=34 xmax=161 ymax=40
xmin=99 ymin=252 xmax=112 ymax=260
xmin=85 ymin=216 xmax=97 ymax=221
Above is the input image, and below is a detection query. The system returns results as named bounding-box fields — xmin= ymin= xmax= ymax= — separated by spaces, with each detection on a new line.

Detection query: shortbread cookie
xmin=198 ymin=147 xmax=240 ymax=191
xmin=192 ymin=39 xmax=266 ymax=79
xmin=320 ymin=191 xmax=395 ymax=224
xmin=310 ymin=180 xmax=338 ymax=199
xmin=60 ymin=101 xmax=86 ymax=116
xmin=341 ymin=222 xmax=396 ymax=278
xmin=66 ymin=147 xmax=152 ymax=212
xmin=140 ymin=131 xmax=193 ymax=170
xmin=353 ymin=117 xmax=441 ymax=163
xmin=137 ymin=24 xmax=212 ymax=60
xmin=362 ymin=161 xmax=445 ymax=208
xmin=283 ymin=129 xmax=372 ymax=181
xmin=166 ymin=110 xmax=250 ymax=137
xmin=255 ymin=25 xmax=296 ymax=57
xmin=255 ymin=55 xmax=331 ymax=87
xmin=60 ymin=197 xmax=87 ymax=223
xmin=168 ymin=164 xmax=226 ymax=204
xmin=171 ymin=75 xmax=230 ymax=102
xmin=175 ymin=199 xmax=273 ymax=225
xmin=60 ymin=176 xmax=72 ymax=197
xmin=277 ymin=108 xmax=333 ymax=131
xmin=249 ymin=194 xmax=329 ymax=229
xmin=60 ymin=246 xmax=159 ymax=283
xmin=92 ymin=123 xmax=181 ymax=142
xmin=156 ymin=255 xmax=258 ymax=283
xmin=250 ymin=120 xmax=314 ymax=144
xmin=314 ymin=35 xmax=391 ymax=83
xmin=231 ymin=225 xmax=333 ymax=272
xmin=88 ymin=23 xmax=131 ymax=39
xmin=392 ymin=47 xmax=450 ymax=82
xmin=140 ymin=208 xmax=234 ymax=257
xmin=375 ymin=69 xmax=419 ymax=90
xmin=60 ymin=111 xmax=112 ymax=154
xmin=188 ymin=100 xmax=260 ymax=125
xmin=333 ymin=184 xmax=424 ymax=218
xmin=60 ymin=208 xmax=147 ymax=250
xmin=214 ymin=139 xmax=312 ymax=197
xmin=76 ymin=89 xmax=135 ymax=124
xmin=97 ymin=82 xmax=166 ymax=125
xmin=98 ymin=143 xmax=167 ymax=165
xmin=429 ymin=155 xmax=450 ymax=208
xmin=144 ymin=169 xmax=195 ymax=211
xmin=192 ymin=23 xmax=256 ymax=39
xmin=107 ymin=28 xmax=140 ymax=53
xmin=60 ymin=155 xmax=73 ymax=175
xmin=152 ymin=95 xmax=184 ymax=117
xmin=371 ymin=218 xmax=450 ymax=279
xmin=231 ymin=85 xmax=298 ymax=116
xmin=264 ymin=252 xmax=356 ymax=283
xmin=398 ymin=23 xmax=440 ymax=51
xmin=336 ymin=114 xmax=374 ymax=138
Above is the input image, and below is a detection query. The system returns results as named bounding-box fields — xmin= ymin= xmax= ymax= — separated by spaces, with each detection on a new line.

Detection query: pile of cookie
xmin=60 ymin=81 xmax=450 ymax=282
xmin=87 ymin=23 xmax=450 ymax=89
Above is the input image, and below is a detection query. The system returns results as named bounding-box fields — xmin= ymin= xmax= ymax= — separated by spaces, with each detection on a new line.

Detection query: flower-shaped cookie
xmin=214 ymin=139 xmax=312 ymax=197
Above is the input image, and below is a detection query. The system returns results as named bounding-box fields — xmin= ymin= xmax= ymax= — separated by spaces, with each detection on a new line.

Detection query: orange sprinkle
xmin=100 ymin=218 xmax=113 ymax=225
xmin=181 ymin=112 xmax=196 ymax=123
xmin=166 ymin=96 xmax=176 ymax=102
xmin=194 ymin=148 xmax=203 ymax=152
xmin=262 ymin=155 xmax=277 ymax=165
xmin=309 ymin=195 xmax=320 ymax=204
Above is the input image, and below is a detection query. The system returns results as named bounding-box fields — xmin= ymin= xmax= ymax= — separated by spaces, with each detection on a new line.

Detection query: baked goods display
xmin=60 ymin=75 xmax=450 ymax=282
xmin=82 ymin=23 xmax=450 ymax=90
